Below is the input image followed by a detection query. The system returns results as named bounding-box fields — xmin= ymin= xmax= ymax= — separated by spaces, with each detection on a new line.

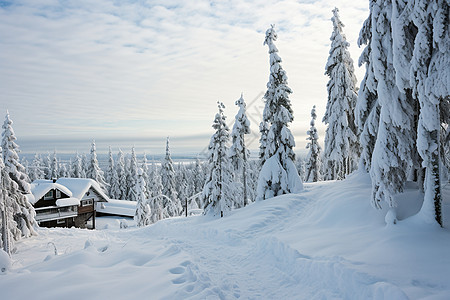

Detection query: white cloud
xmin=0 ymin=0 xmax=368 ymax=153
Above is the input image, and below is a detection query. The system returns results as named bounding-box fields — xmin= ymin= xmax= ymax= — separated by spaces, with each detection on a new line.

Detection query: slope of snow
xmin=2 ymin=172 xmax=449 ymax=299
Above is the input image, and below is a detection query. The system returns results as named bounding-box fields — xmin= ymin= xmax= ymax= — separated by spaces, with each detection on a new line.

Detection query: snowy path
xmin=2 ymin=174 xmax=450 ymax=299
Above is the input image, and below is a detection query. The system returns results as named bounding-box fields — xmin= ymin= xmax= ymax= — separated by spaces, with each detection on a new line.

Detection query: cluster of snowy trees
xmin=4 ymin=2 xmax=448 ymax=232
xmin=355 ymin=0 xmax=449 ymax=226
xmin=1 ymin=112 xmax=37 ymax=255
xmin=202 ymin=25 xmax=304 ymax=216
xmin=202 ymin=97 xmax=258 ymax=217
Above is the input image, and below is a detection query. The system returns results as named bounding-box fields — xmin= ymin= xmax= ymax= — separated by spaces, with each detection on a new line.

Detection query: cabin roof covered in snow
xmin=30 ymin=181 xmax=73 ymax=204
xmin=56 ymin=178 xmax=109 ymax=202
xmin=96 ymin=199 xmax=136 ymax=217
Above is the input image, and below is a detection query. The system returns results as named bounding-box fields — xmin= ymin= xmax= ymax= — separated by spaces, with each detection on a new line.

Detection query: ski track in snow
xmin=3 ymin=175 xmax=449 ymax=299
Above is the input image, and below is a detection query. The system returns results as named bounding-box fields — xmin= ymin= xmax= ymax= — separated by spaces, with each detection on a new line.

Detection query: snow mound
xmin=1 ymin=172 xmax=449 ymax=299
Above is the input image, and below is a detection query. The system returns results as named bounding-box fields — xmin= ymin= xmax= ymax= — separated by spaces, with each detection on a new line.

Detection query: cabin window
xmin=57 ymin=219 xmax=65 ymax=225
xmin=44 ymin=190 xmax=54 ymax=200
xmin=56 ymin=190 xmax=61 ymax=198
xmin=81 ymin=199 xmax=93 ymax=207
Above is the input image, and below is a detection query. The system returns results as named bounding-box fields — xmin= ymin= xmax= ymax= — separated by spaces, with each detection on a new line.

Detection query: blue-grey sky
xmin=0 ymin=0 xmax=368 ymax=155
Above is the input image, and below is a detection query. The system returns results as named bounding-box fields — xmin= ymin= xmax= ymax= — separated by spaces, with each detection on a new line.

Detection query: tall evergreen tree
xmin=202 ymin=102 xmax=235 ymax=217
xmin=322 ymin=8 xmax=359 ymax=180
xmin=126 ymin=147 xmax=139 ymax=201
xmin=256 ymin=25 xmax=302 ymax=201
xmin=86 ymin=141 xmax=107 ymax=193
xmin=71 ymin=152 xmax=84 ymax=178
xmin=406 ymin=0 xmax=449 ymax=226
xmin=115 ymin=149 xmax=128 ymax=200
xmin=229 ymin=94 xmax=251 ymax=207
xmin=134 ymin=168 xmax=151 ymax=227
xmin=141 ymin=153 xmax=150 ymax=199
xmin=105 ymin=146 xmax=115 ymax=197
xmin=149 ymin=162 xmax=163 ymax=199
xmin=50 ymin=150 xmax=59 ymax=179
xmin=305 ymin=105 xmax=322 ymax=182
xmin=29 ymin=153 xmax=45 ymax=182
xmin=161 ymin=137 xmax=181 ymax=216
xmin=1 ymin=112 xmax=36 ymax=238
xmin=80 ymin=154 xmax=87 ymax=178
xmin=0 ymin=151 xmax=14 ymax=255
xmin=58 ymin=161 xmax=69 ymax=178
xmin=368 ymin=0 xmax=416 ymax=223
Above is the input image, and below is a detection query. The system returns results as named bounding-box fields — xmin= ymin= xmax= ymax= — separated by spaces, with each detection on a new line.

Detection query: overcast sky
xmin=0 ymin=0 xmax=368 ymax=155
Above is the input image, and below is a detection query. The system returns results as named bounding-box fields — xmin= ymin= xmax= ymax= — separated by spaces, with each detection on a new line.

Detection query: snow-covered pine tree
xmin=0 ymin=151 xmax=14 ymax=255
xmin=1 ymin=111 xmax=36 ymax=238
xmin=355 ymin=1 xmax=380 ymax=173
xmin=192 ymin=158 xmax=205 ymax=196
xmin=141 ymin=153 xmax=150 ymax=199
xmin=43 ymin=152 xmax=51 ymax=180
xmin=202 ymin=102 xmax=235 ymax=217
xmin=29 ymin=153 xmax=45 ymax=182
xmin=134 ymin=168 xmax=151 ymax=227
xmin=229 ymin=94 xmax=251 ymax=207
xmin=50 ymin=150 xmax=58 ymax=179
xmin=305 ymin=105 xmax=322 ymax=182
xmin=126 ymin=147 xmax=139 ymax=201
xmin=175 ymin=163 xmax=188 ymax=216
xmin=149 ymin=161 xmax=163 ymax=198
xmin=58 ymin=161 xmax=69 ymax=178
xmin=86 ymin=140 xmax=108 ymax=193
xmin=407 ymin=0 xmax=449 ymax=226
xmin=71 ymin=152 xmax=84 ymax=178
xmin=256 ymin=25 xmax=303 ymax=201
xmin=368 ymin=0 xmax=416 ymax=223
xmin=116 ymin=149 xmax=127 ymax=200
xmin=161 ymin=137 xmax=181 ymax=216
xmin=105 ymin=146 xmax=115 ymax=198
xmin=81 ymin=154 xmax=87 ymax=178
xmin=322 ymin=8 xmax=359 ymax=180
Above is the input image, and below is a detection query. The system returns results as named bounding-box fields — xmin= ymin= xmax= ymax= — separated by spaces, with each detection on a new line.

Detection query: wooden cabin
xmin=30 ymin=178 xmax=109 ymax=229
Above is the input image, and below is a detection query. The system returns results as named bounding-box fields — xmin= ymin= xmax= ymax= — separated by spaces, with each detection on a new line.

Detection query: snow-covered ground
xmin=2 ymin=172 xmax=449 ymax=299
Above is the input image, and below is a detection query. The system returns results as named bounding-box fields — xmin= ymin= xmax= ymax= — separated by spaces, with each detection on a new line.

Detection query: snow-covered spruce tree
xmin=114 ymin=149 xmax=128 ymax=200
xmin=58 ymin=161 xmax=69 ymax=178
xmin=71 ymin=152 xmax=84 ymax=178
xmin=355 ymin=2 xmax=380 ymax=173
xmin=229 ymin=94 xmax=251 ymax=207
xmin=50 ymin=150 xmax=58 ymax=179
xmin=42 ymin=152 xmax=51 ymax=180
xmin=80 ymin=154 xmax=87 ymax=178
xmin=322 ymin=8 xmax=359 ymax=180
xmin=105 ymin=146 xmax=115 ymax=198
xmin=0 ymin=151 xmax=14 ymax=255
xmin=126 ymin=147 xmax=139 ymax=201
xmin=134 ymin=168 xmax=151 ymax=227
xmin=148 ymin=162 xmax=166 ymax=223
xmin=29 ymin=153 xmax=45 ymax=182
xmin=368 ymin=0 xmax=416 ymax=223
xmin=256 ymin=25 xmax=303 ymax=201
xmin=192 ymin=158 xmax=205 ymax=196
xmin=407 ymin=0 xmax=449 ymax=226
xmin=161 ymin=137 xmax=181 ymax=216
xmin=305 ymin=105 xmax=322 ymax=182
xmin=141 ymin=153 xmax=150 ymax=199
xmin=1 ymin=112 xmax=36 ymax=238
xmin=86 ymin=141 xmax=108 ymax=193
xmin=149 ymin=162 xmax=163 ymax=198
xmin=175 ymin=163 xmax=188 ymax=216
xmin=202 ymin=102 xmax=235 ymax=217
